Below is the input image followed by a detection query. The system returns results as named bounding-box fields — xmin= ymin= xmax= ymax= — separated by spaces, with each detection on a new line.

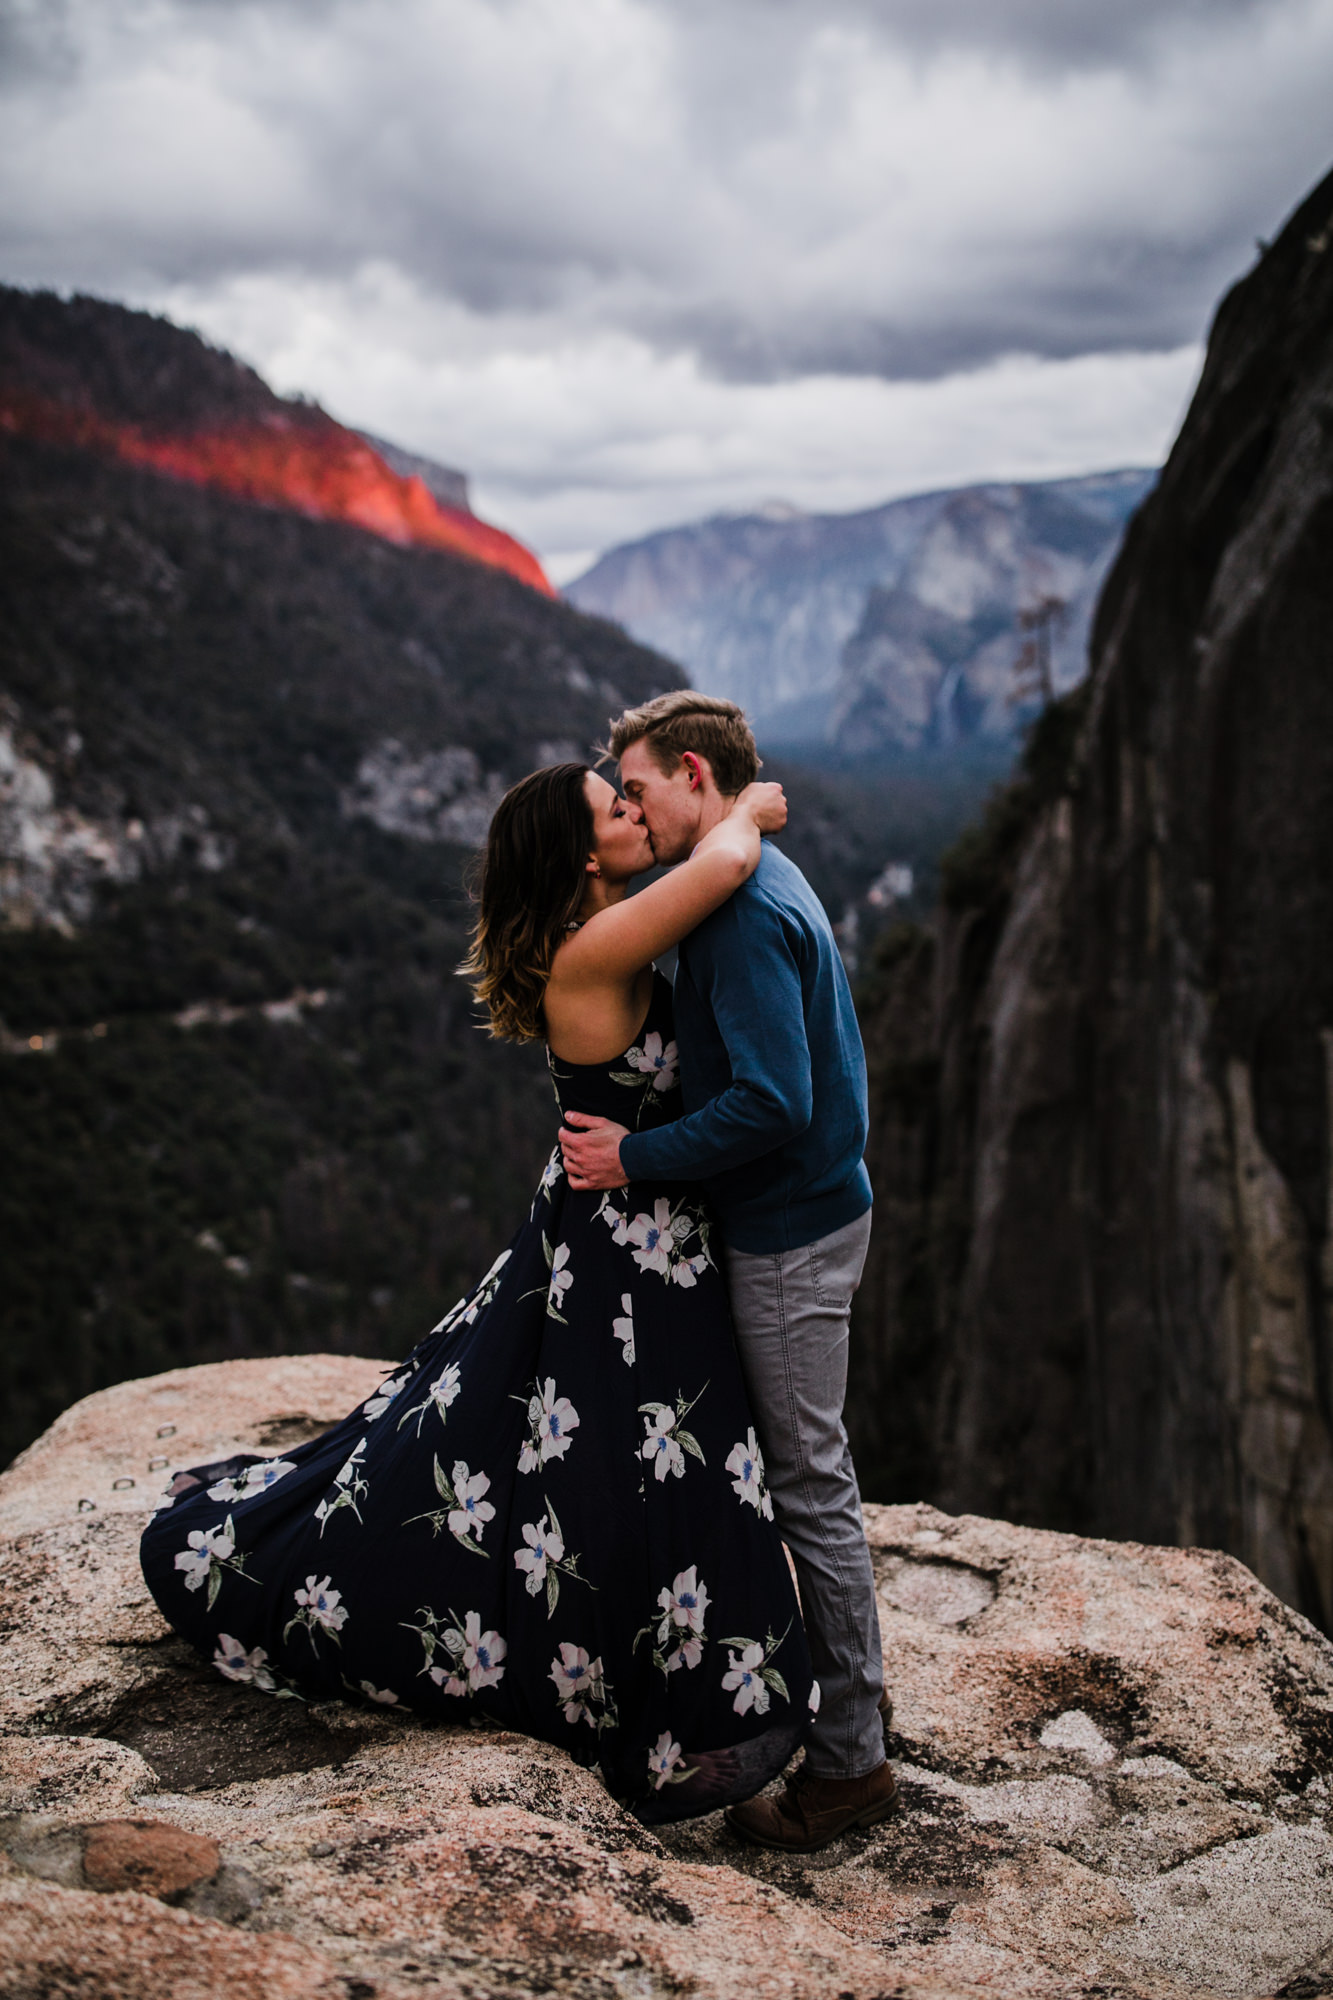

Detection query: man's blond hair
xmin=607 ymin=690 xmax=759 ymax=796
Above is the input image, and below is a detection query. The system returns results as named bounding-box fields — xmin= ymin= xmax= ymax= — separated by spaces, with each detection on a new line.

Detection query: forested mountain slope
xmin=0 ymin=286 xmax=551 ymax=592
xmin=0 ymin=388 xmax=672 ymax=1466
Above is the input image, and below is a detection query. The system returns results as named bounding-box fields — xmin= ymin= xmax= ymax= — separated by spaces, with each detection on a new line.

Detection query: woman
xmin=140 ymin=763 xmax=814 ymax=1824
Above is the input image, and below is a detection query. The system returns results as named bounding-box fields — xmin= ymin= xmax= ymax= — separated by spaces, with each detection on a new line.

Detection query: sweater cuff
xmin=618 ymin=1129 xmax=661 ymax=1184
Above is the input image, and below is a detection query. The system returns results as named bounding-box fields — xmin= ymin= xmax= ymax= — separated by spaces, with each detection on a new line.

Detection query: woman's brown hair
xmin=461 ymin=762 xmax=593 ymax=1041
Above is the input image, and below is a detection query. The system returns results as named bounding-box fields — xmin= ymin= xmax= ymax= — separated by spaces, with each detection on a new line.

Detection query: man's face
xmin=618 ymin=739 xmax=702 ymax=867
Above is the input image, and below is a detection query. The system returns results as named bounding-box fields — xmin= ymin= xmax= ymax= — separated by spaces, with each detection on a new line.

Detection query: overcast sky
xmin=3 ymin=0 xmax=1331 ymax=577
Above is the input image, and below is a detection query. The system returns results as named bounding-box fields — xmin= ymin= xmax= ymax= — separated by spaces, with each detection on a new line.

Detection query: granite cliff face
xmin=3 ymin=1356 xmax=1333 ymax=1998
xmin=566 ymin=473 xmax=1152 ymax=750
xmin=848 ymin=168 xmax=1333 ymax=1633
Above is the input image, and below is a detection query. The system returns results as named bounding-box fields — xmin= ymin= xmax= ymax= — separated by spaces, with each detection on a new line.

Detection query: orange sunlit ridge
xmin=0 ymin=393 xmax=554 ymax=596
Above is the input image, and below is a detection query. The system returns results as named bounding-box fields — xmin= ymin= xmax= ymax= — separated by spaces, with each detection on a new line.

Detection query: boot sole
xmin=724 ymin=1788 xmax=899 ymax=1854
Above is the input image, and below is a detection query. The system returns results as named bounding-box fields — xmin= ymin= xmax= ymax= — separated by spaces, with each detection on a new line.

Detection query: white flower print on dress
xmin=533 ymin=1146 xmax=564 ymax=1211
xmin=363 ymin=1372 xmax=410 ymax=1422
xmin=174 ymin=1516 xmax=257 ymax=1609
xmin=639 ymin=1385 xmax=707 ymax=1482
xmin=512 ymin=1498 xmax=595 ymax=1617
xmin=719 ymin=1622 xmax=791 ymax=1715
xmin=283 ymin=1574 xmax=348 ymax=1651
xmin=313 ymin=1438 xmax=369 ymax=1535
xmin=462 ymin=1610 xmax=507 ymax=1691
xmin=519 ymin=1232 xmax=574 ymax=1322
xmin=625 ymin=1032 xmax=679 ymax=1092
xmin=399 ymin=1361 xmax=463 ymax=1437
xmin=612 ymin=1293 xmax=635 ymax=1366
xmin=724 ymin=1428 xmax=774 ymax=1520
xmin=404 ymin=1456 xmax=493 ymax=1556
xmin=547 ymin=1242 xmax=573 ymax=1318
xmin=516 ymin=1378 xmax=580 ymax=1473
xmin=637 ymin=1564 xmax=711 ymax=1678
xmin=175 ymin=1523 xmax=231 ymax=1591
xmin=549 ymin=1642 xmax=617 ymax=1732
xmin=429 ymin=1249 xmax=512 ymax=1336
xmin=607 ymin=1030 xmax=681 ymax=1128
xmin=537 ymin=1382 xmax=578 ymax=1461
xmin=596 ymin=1190 xmax=715 ymax=1288
xmin=640 ymin=1408 xmax=684 ymax=1481
xmin=401 ymin=1603 xmax=506 ymax=1696
xmin=515 ymin=1512 xmax=564 ymax=1595
xmin=358 ymin=1681 xmax=399 ymax=1705
xmin=721 ymin=1644 xmax=771 ymax=1716
xmin=207 ymin=1458 xmax=297 ymax=1503
xmin=213 ymin=1631 xmax=303 ymax=1700
xmin=402 ymin=1603 xmax=462 ymax=1689
xmin=448 ymin=1464 xmax=495 ymax=1545
xmin=648 ymin=1730 xmax=689 ymax=1789
xmin=626 ymin=1198 xmax=674 ymax=1277
xmin=213 ymin=1632 xmax=275 ymax=1690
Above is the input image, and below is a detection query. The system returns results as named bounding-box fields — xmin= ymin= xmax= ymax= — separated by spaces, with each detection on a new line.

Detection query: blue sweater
xmin=619 ymin=843 xmax=872 ymax=1253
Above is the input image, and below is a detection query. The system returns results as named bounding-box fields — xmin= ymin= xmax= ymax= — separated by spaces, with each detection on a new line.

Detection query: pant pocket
xmin=807 ymin=1244 xmax=850 ymax=1310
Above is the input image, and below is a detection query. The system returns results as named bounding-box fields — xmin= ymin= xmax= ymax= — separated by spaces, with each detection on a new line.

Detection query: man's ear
xmin=682 ymin=752 xmax=704 ymax=792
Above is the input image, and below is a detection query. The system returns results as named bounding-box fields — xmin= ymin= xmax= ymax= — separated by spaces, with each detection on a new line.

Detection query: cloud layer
xmin=2 ymin=0 xmax=1329 ymax=565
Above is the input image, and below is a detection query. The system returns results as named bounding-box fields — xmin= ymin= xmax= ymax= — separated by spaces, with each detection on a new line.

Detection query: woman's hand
xmin=734 ymin=780 xmax=788 ymax=836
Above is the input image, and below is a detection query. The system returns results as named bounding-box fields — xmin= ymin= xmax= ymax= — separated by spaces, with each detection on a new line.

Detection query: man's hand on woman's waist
xmin=560 ymin=1111 xmax=631 ymax=1190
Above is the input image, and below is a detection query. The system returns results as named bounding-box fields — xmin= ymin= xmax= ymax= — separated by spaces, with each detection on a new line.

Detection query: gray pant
xmin=723 ymin=1207 xmax=883 ymax=1779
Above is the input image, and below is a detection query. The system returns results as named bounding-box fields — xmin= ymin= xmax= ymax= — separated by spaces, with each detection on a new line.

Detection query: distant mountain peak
xmin=568 ymin=468 xmax=1157 ymax=752
xmin=0 ymin=287 xmax=552 ymax=596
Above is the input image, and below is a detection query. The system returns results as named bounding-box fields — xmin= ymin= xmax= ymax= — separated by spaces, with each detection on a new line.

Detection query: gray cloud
xmin=0 ymin=0 xmax=1329 ymax=559
xmin=773 ymin=0 xmax=1279 ymax=70
xmin=1 ymin=0 xmax=1328 ymax=382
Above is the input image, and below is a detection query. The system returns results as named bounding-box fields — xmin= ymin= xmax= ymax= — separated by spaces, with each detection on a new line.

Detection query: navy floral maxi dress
xmin=140 ymin=973 xmax=815 ymax=1822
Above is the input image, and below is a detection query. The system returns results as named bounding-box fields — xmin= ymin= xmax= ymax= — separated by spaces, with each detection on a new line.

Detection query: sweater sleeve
xmin=618 ymin=892 xmax=812 ymax=1185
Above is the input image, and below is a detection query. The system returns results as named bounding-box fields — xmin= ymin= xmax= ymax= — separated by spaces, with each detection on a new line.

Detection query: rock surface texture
xmin=849 ymin=166 xmax=1333 ymax=1632
xmin=3 ymin=1355 xmax=1333 ymax=1998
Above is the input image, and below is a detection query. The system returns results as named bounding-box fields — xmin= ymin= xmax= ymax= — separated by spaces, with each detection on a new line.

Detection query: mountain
xmin=358 ymin=429 xmax=472 ymax=515
xmin=566 ymin=470 xmax=1155 ymax=752
xmin=0 ymin=292 xmax=692 ymax=1469
xmin=846 ymin=166 xmax=1333 ymax=1630
xmin=0 ymin=287 xmax=552 ymax=595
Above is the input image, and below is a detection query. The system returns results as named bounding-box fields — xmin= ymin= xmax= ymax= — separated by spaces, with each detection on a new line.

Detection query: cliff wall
xmin=849 ymin=166 xmax=1333 ymax=1631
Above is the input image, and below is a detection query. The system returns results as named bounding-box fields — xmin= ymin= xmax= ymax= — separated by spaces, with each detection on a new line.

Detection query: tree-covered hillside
xmin=0 ymin=423 xmax=678 ymax=1467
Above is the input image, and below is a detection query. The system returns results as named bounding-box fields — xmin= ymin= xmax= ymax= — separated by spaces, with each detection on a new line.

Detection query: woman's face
xmin=584 ymin=771 xmax=652 ymax=883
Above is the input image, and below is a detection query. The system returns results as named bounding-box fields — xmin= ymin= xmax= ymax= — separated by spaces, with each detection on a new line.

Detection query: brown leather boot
xmin=725 ymin=1758 xmax=899 ymax=1853
xmin=879 ymin=1689 xmax=894 ymax=1746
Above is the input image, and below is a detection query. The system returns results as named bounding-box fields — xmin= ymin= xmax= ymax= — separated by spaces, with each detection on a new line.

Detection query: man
xmin=559 ymin=689 xmax=895 ymax=1852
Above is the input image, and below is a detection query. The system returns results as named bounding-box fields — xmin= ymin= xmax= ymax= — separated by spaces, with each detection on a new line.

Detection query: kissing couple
xmin=141 ymin=691 xmax=896 ymax=1851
